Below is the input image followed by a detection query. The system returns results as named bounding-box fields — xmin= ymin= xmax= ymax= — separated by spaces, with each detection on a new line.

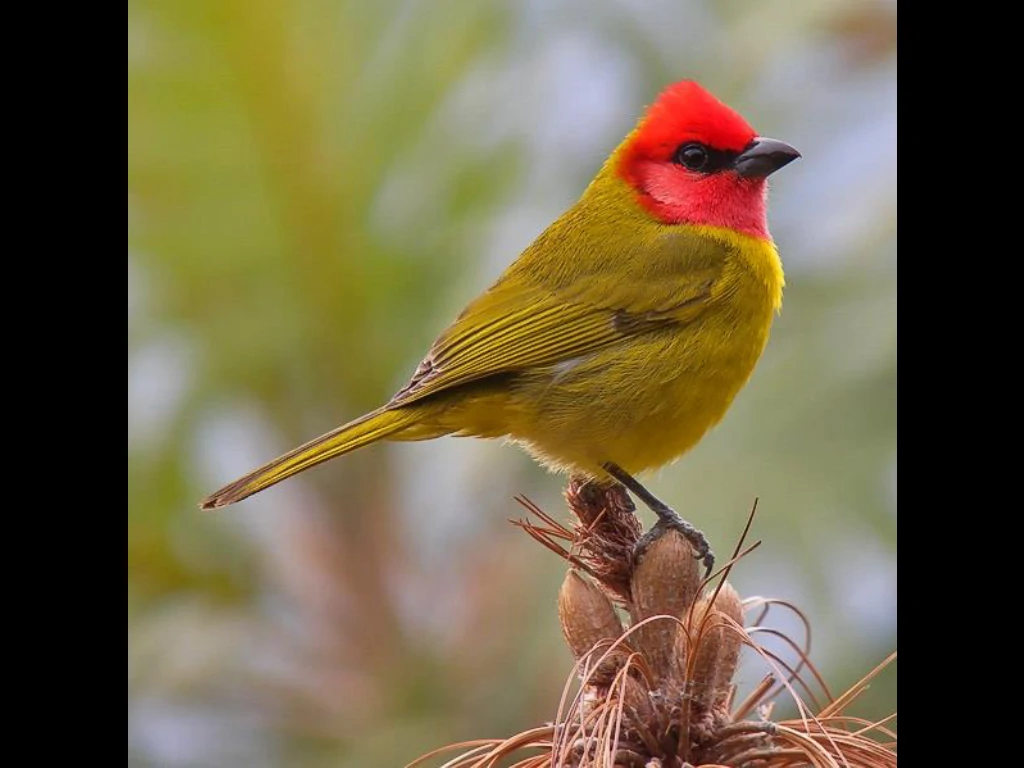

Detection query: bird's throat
xmin=626 ymin=160 xmax=771 ymax=240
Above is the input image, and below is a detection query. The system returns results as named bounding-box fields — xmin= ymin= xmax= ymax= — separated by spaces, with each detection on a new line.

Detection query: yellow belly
xmin=509 ymin=302 xmax=774 ymax=475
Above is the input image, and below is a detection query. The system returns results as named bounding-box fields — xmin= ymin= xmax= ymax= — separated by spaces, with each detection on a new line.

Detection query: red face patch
xmin=618 ymin=82 xmax=770 ymax=238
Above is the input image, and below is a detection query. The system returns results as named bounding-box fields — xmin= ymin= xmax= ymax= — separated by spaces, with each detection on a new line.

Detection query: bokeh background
xmin=128 ymin=1 xmax=896 ymax=765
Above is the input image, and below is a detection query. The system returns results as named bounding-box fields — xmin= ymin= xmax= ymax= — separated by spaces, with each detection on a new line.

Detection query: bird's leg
xmin=602 ymin=462 xmax=714 ymax=576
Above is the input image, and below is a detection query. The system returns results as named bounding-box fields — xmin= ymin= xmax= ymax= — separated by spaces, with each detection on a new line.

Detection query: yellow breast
xmin=509 ymin=226 xmax=783 ymax=475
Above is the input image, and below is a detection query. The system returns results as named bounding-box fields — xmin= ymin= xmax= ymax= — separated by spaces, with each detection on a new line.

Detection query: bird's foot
xmin=634 ymin=513 xmax=714 ymax=577
xmin=602 ymin=462 xmax=714 ymax=577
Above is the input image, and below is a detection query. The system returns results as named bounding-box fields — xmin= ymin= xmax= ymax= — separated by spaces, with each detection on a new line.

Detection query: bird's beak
xmin=734 ymin=137 xmax=801 ymax=179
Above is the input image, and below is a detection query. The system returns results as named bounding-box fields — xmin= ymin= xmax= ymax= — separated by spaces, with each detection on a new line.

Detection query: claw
xmin=603 ymin=462 xmax=716 ymax=577
xmin=636 ymin=518 xmax=715 ymax=577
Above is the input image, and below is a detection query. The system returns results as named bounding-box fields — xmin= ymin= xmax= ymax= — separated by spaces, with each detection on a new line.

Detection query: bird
xmin=201 ymin=80 xmax=800 ymax=573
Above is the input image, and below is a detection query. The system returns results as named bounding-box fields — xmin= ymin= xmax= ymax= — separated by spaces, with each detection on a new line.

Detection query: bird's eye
xmin=675 ymin=143 xmax=710 ymax=171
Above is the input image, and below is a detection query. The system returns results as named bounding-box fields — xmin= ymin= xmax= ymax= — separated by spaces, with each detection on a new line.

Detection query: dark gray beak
xmin=734 ymin=137 xmax=800 ymax=179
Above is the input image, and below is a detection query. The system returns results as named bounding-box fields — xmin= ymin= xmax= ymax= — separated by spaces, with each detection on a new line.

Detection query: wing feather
xmin=388 ymin=229 xmax=728 ymax=408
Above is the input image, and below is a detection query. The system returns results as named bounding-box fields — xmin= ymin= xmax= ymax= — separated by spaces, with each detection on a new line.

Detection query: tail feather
xmin=200 ymin=408 xmax=414 ymax=509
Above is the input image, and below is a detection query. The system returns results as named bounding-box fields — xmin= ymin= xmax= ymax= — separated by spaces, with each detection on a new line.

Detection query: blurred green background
xmin=128 ymin=1 xmax=896 ymax=764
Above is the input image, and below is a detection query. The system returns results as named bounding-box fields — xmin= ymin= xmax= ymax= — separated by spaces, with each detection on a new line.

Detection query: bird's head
xmin=617 ymin=81 xmax=799 ymax=239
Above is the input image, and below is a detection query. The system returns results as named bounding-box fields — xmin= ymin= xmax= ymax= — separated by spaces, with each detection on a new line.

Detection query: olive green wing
xmin=387 ymin=230 xmax=726 ymax=409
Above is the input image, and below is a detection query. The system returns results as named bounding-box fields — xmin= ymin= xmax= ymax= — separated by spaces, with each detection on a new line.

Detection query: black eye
xmin=675 ymin=143 xmax=709 ymax=171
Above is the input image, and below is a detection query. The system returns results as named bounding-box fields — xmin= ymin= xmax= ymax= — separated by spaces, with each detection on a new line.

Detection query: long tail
xmin=200 ymin=407 xmax=417 ymax=509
